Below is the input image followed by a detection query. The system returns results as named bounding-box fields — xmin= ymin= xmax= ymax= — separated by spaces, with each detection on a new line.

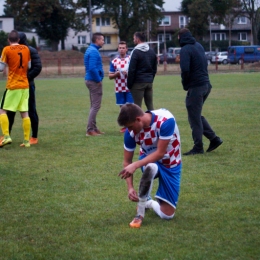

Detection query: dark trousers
xmin=185 ymin=83 xmax=216 ymax=150
xmin=7 ymin=84 xmax=39 ymax=138
xmin=130 ymin=83 xmax=154 ymax=110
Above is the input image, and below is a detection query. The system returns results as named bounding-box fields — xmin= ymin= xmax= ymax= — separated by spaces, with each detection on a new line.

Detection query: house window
xmin=159 ymin=16 xmax=171 ymax=26
xmin=104 ymin=36 xmax=111 ymax=44
xmin=78 ymin=36 xmax=86 ymax=44
xmin=0 ymin=21 xmax=2 ymax=30
xmin=238 ymin=32 xmax=247 ymax=41
xmin=238 ymin=16 xmax=247 ymax=24
xmin=102 ymin=18 xmax=110 ymax=26
xmin=179 ymin=16 xmax=187 ymax=28
xmin=96 ymin=17 xmax=110 ymax=26
xmin=158 ymin=34 xmax=171 ymax=43
xmin=211 ymin=33 xmax=226 ymax=41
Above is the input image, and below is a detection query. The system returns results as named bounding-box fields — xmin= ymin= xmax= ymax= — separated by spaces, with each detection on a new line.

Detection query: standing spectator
xmin=127 ymin=32 xmax=157 ymax=110
xmin=109 ymin=41 xmax=133 ymax=133
xmin=84 ymin=33 xmax=105 ymax=136
xmin=178 ymin=28 xmax=223 ymax=155
xmin=118 ymin=104 xmax=182 ymax=228
xmin=5 ymin=32 xmax=42 ymax=145
xmin=0 ymin=30 xmax=31 ymax=147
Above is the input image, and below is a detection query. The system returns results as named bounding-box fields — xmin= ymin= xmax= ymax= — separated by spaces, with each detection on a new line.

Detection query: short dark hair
xmin=8 ymin=30 xmax=19 ymax=43
xmin=119 ymin=41 xmax=127 ymax=47
xmin=92 ymin=33 xmax=104 ymax=43
xmin=134 ymin=32 xmax=146 ymax=42
xmin=178 ymin=28 xmax=191 ymax=38
xmin=117 ymin=104 xmax=144 ymax=126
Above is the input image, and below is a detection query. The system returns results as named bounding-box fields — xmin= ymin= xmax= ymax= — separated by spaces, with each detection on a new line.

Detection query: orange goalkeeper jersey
xmin=1 ymin=44 xmax=31 ymax=90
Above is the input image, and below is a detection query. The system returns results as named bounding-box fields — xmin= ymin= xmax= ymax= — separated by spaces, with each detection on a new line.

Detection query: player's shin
xmin=0 ymin=114 xmax=10 ymax=136
xmin=23 ymin=117 xmax=31 ymax=141
xmin=137 ymin=163 xmax=158 ymax=217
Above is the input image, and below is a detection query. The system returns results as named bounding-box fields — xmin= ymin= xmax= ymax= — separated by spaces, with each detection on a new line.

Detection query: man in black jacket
xmin=127 ymin=32 xmax=157 ymax=110
xmin=6 ymin=32 xmax=42 ymax=145
xmin=179 ymin=28 xmax=222 ymax=155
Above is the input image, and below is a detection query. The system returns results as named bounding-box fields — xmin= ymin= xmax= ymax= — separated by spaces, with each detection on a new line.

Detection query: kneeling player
xmin=118 ymin=104 xmax=182 ymax=228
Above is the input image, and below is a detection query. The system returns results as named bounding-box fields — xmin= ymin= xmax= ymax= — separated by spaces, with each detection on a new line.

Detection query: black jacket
xmin=19 ymin=32 xmax=42 ymax=85
xmin=127 ymin=46 xmax=157 ymax=89
xmin=179 ymin=32 xmax=209 ymax=91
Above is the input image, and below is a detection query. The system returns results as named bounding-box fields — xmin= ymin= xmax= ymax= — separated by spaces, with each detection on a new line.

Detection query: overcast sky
xmin=0 ymin=0 xmax=4 ymax=15
xmin=163 ymin=0 xmax=181 ymax=11
xmin=0 ymin=0 xmax=182 ymax=15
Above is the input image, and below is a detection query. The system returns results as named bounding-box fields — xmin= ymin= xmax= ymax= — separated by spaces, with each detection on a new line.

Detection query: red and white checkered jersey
xmin=125 ymin=109 xmax=182 ymax=168
xmin=109 ymin=55 xmax=131 ymax=93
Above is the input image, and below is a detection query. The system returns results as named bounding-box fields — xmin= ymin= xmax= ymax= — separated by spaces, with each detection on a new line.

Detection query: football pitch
xmin=0 ymin=73 xmax=259 ymax=259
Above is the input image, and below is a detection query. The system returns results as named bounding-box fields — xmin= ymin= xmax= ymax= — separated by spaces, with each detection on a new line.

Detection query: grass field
xmin=0 ymin=74 xmax=259 ymax=259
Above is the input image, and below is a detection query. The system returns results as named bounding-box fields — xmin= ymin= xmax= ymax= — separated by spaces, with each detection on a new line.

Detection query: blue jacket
xmin=84 ymin=43 xmax=104 ymax=82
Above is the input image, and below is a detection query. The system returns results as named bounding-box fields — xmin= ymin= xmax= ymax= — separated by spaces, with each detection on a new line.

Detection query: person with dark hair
xmin=109 ymin=41 xmax=133 ymax=133
xmin=0 ymin=30 xmax=31 ymax=147
xmin=84 ymin=33 xmax=105 ymax=136
xmin=178 ymin=28 xmax=223 ymax=155
xmin=127 ymin=32 xmax=157 ymax=110
xmin=4 ymin=32 xmax=42 ymax=145
xmin=118 ymin=103 xmax=182 ymax=228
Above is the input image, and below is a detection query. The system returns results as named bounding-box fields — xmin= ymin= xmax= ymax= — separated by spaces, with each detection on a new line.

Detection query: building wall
xmin=0 ymin=17 xmax=14 ymax=32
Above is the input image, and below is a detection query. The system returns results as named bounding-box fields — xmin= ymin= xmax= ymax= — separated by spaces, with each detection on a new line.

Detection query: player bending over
xmin=118 ymin=104 xmax=182 ymax=228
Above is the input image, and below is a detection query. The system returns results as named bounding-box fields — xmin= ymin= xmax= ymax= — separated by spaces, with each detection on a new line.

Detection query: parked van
xmin=168 ymin=47 xmax=181 ymax=56
xmin=167 ymin=47 xmax=181 ymax=63
xmin=228 ymin=45 xmax=260 ymax=64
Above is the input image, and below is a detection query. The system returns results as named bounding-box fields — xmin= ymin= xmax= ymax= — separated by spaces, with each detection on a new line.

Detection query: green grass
xmin=0 ymin=74 xmax=259 ymax=259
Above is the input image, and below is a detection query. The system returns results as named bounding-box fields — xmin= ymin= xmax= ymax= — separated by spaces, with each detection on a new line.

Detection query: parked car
xmin=211 ymin=51 xmax=228 ymax=64
xmin=228 ymin=45 xmax=260 ymax=64
xmin=107 ymin=47 xmax=134 ymax=60
xmin=159 ymin=53 xmax=178 ymax=64
xmin=167 ymin=47 xmax=181 ymax=61
xmin=205 ymin=51 xmax=216 ymax=65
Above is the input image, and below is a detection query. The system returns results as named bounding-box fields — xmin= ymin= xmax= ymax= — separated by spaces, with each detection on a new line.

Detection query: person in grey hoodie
xmin=127 ymin=32 xmax=157 ymax=110
xmin=178 ymin=28 xmax=222 ymax=155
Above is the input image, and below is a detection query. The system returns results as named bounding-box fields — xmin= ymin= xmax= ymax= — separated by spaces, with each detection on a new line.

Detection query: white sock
xmin=137 ymin=198 xmax=146 ymax=218
xmin=140 ymin=163 xmax=158 ymax=199
xmin=147 ymin=200 xmax=175 ymax=220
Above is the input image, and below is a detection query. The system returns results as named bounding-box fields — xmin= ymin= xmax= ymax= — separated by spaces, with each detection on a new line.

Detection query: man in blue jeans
xmin=178 ymin=28 xmax=223 ymax=155
xmin=84 ymin=33 xmax=105 ymax=136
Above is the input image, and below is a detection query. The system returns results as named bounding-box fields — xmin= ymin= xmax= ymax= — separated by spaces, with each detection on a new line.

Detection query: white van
xmin=168 ymin=47 xmax=181 ymax=56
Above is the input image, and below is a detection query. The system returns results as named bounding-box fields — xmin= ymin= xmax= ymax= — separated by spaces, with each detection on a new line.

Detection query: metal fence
xmin=1 ymin=58 xmax=260 ymax=79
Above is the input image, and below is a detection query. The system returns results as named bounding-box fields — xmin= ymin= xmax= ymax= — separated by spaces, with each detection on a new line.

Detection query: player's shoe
xmin=129 ymin=215 xmax=143 ymax=228
xmin=30 ymin=137 xmax=38 ymax=145
xmin=20 ymin=140 xmax=30 ymax=148
xmin=0 ymin=136 xmax=12 ymax=147
xmin=0 ymin=136 xmax=4 ymax=142
xmin=95 ymin=129 xmax=105 ymax=135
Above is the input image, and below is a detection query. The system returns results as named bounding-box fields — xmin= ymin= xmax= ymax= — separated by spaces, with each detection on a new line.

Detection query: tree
xmin=181 ymin=0 xmax=243 ymax=43
xmin=0 ymin=31 xmax=8 ymax=55
xmin=80 ymin=0 xmax=164 ymax=44
xmin=187 ymin=0 xmax=211 ymax=40
xmin=240 ymin=0 xmax=260 ymax=44
xmin=5 ymin=0 xmax=88 ymax=51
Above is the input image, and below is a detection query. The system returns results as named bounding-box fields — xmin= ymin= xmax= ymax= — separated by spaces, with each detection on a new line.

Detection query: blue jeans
xmin=185 ymin=83 xmax=216 ymax=150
